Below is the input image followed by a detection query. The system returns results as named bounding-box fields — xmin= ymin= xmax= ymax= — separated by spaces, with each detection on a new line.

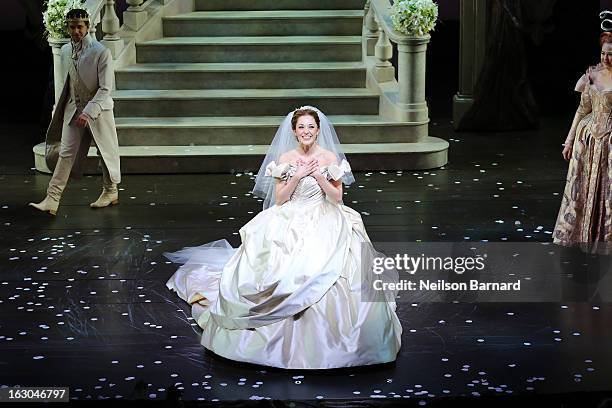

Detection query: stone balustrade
xmin=37 ymin=0 xmax=448 ymax=175
xmin=363 ymin=0 xmax=431 ymax=124
xmin=48 ymin=0 xmax=433 ymax=129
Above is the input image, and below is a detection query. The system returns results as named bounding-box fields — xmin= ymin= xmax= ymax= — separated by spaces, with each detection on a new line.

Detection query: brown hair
xmin=291 ymin=108 xmax=320 ymax=130
xmin=601 ymin=32 xmax=612 ymax=46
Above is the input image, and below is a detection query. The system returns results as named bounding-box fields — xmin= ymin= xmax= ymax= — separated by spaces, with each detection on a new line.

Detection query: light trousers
xmin=47 ymin=118 xmax=115 ymax=202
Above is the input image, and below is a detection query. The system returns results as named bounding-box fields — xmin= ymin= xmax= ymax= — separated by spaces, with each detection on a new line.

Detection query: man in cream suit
xmin=30 ymin=8 xmax=121 ymax=215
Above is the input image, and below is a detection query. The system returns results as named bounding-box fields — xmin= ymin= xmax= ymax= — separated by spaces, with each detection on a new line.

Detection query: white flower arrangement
xmin=390 ymin=0 xmax=438 ymax=37
xmin=42 ymin=0 xmax=88 ymax=39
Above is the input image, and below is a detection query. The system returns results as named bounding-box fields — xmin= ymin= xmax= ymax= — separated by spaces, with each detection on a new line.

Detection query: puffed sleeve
xmin=324 ymin=159 xmax=352 ymax=181
xmin=574 ymin=73 xmax=589 ymax=93
xmin=265 ymin=161 xmax=294 ymax=181
xmin=573 ymin=66 xmax=598 ymax=116
xmin=575 ymin=64 xmax=601 ymax=92
xmin=566 ymin=67 xmax=595 ymax=144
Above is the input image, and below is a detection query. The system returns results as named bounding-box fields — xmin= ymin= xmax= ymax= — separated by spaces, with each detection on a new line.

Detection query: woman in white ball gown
xmin=165 ymin=106 xmax=402 ymax=369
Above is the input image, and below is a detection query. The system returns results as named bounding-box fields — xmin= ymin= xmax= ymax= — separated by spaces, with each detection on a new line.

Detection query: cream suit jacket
xmin=45 ymin=33 xmax=120 ymax=183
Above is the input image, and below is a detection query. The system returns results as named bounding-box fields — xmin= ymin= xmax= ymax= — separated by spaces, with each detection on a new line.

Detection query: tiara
xmin=600 ymin=10 xmax=612 ymax=31
xmin=294 ymin=105 xmax=319 ymax=112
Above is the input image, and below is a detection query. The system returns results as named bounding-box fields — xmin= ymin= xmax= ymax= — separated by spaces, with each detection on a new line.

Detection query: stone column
xmin=48 ymin=37 xmax=69 ymax=104
xmin=396 ymin=35 xmax=430 ymax=123
xmin=452 ymin=0 xmax=487 ymax=129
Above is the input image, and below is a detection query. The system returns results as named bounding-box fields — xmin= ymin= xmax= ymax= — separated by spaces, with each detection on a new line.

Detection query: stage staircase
xmin=35 ymin=0 xmax=448 ymax=173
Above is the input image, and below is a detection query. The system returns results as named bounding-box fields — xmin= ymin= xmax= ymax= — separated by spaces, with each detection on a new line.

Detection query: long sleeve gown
xmin=553 ymin=66 xmax=612 ymax=252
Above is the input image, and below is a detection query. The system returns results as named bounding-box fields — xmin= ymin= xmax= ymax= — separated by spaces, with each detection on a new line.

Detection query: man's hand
xmin=74 ymin=114 xmax=89 ymax=128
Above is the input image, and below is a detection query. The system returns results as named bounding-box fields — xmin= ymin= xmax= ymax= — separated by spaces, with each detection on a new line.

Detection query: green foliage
xmin=391 ymin=0 xmax=438 ymax=36
xmin=42 ymin=0 xmax=88 ymax=39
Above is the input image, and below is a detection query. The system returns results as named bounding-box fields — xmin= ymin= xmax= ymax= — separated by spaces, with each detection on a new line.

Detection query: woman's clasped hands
xmin=294 ymin=158 xmax=321 ymax=180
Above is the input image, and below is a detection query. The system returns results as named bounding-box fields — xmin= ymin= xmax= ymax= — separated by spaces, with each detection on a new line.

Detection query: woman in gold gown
xmin=554 ymin=32 xmax=612 ymax=252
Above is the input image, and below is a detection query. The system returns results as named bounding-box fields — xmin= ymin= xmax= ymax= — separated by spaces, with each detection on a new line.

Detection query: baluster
xmin=373 ymin=25 xmax=395 ymax=82
xmin=124 ymin=0 xmax=147 ymax=31
xmin=364 ymin=1 xmax=379 ymax=56
xmin=127 ymin=0 xmax=144 ymax=9
xmin=89 ymin=13 xmax=100 ymax=37
xmin=101 ymin=0 xmax=123 ymax=57
xmin=375 ymin=27 xmax=392 ymax=67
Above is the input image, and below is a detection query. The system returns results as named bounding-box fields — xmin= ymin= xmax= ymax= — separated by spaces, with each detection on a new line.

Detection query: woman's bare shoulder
xmin=317 ymin=148 xmax=339 ymax=166
xmin=278 ymin=150 xmax=297 ymax=164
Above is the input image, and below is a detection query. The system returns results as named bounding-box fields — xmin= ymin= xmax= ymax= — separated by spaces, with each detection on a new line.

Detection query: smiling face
xmin=293 ymin=114 xmax=320 ymax=148
xmin=602 ymin=42 xmax=612 ymax=69
xmin=68 ymin=21 xmax=88 ymax=43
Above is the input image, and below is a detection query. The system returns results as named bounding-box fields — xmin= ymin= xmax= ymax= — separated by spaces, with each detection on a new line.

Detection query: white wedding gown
xmin=165 ymin=161 xmax=402 ymax=369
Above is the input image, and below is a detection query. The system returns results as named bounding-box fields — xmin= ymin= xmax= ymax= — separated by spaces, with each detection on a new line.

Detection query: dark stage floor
xmin=1 ymin=118 xmax=611 ymax=405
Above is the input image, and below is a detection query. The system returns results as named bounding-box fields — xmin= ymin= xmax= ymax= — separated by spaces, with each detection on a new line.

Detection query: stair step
xmin=32 ymin=0 xmax=450 ymax=174
xmin=136 ymin=36 xmax=362 ymax=63
xmin=163 ymin=10 xmax=363 ymax=37
xmin=195 ymin=0 xmax=366 ymax=11
xmin=33 ymin=137 xmax=449 ymax=173
xmin=115 ymin=62 xmax=366 ymax=90
xmin=114 ymin=115 xmax=428 ymax=145
xmin=113 ymin=89 xmax=379 ymax=117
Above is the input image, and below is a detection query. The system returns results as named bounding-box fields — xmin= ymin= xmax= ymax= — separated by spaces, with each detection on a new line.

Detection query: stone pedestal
xmin=453 ymin=0 xmax=487 ymax=128
xmin=48 ymin=37 xmax=69 ymax=104
xmin=396 ymin=35 xmax=430 ymax=123
xmin=124 ymin=9 xmax=148 ymax=31
xmin=101 ymin=38 xmax=124 ymax=57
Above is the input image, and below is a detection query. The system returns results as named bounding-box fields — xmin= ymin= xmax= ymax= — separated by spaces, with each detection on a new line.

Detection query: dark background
xmin=0 ymin=0 xmax=128 ymax=140
xmin=0 ymin=0 xmax=608 ymax=133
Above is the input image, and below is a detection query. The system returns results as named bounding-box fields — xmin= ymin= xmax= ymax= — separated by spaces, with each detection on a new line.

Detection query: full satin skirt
xmin=166 ymin=199 xmax=402 ymax=369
